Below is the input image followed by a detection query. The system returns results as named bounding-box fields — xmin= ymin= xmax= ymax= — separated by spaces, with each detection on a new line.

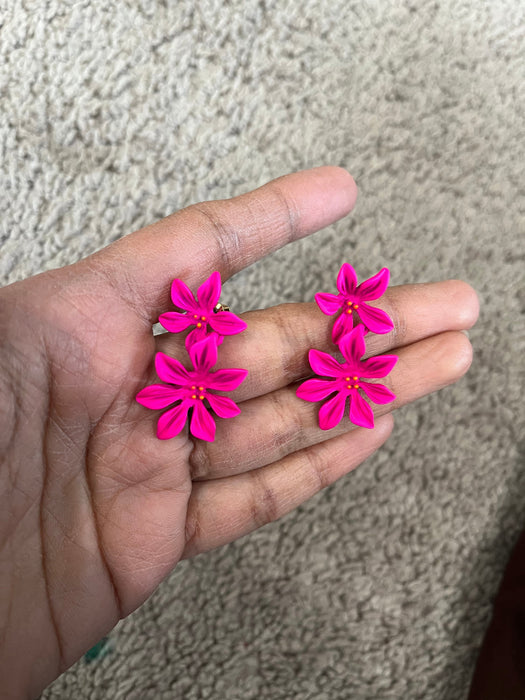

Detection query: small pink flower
xmin=159 ymin=271 xmax=247 ymax=348
xmin=136 ymin=335 xmax=247 ymax=441
xmin=296 ymin=326 xmax=397 ymax=430
xmin=315 ymin=263 xmax=394 ymax=343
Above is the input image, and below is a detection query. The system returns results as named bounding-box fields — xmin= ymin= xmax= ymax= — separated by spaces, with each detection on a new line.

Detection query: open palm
xmin=0 ymin=167 xmax=478 ymax=698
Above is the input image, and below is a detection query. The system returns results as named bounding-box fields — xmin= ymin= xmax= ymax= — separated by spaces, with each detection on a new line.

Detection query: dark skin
xmin=0 ymin=167 xmax=479 ymax=698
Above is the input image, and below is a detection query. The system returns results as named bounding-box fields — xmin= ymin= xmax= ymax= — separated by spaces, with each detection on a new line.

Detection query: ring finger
xmin=189 ymin=329 xmax=473 ymax=480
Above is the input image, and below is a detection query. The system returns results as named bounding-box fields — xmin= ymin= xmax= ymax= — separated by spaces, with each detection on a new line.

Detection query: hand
xmin=0 ymin=167 xmax=479 ymax=698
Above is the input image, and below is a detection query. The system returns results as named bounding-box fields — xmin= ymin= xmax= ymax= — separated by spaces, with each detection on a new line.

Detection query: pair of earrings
xmin=136 ymin=264 xmax=398 ymax=442
xmin=297 ymin=263 xmax=398 ymax=430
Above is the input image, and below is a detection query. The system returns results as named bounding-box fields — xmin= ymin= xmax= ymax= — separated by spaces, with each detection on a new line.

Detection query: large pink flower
xmin=296 ymin=325 xmax=397 ymax=430
xmin=136 ymin=335 xmax=248 ymax=441
xmin=159 ymin=271 xmax=247 ymax=348
xmin=315 ymin=263 xmax=394 ymax=343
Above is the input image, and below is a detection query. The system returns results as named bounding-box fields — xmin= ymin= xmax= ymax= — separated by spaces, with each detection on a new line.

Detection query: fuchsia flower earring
xmin=298 ymin=263 xmax=397 ymax=430
xmin=159 ymin=270 xmax=247 ymax=349
xmin=136 ymin=271 xmax=247 ymax=442
xmin=315 ymin=263 xmax=394 ymax=343
xmin=297 ymin=325 xmax=397 ymax=430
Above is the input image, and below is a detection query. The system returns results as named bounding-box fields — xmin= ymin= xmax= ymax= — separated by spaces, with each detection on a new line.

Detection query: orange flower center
xmin=344 ymin=376 xmax=360 ymax=390
xmin=193 ymin=314 xmax=207 ymax=328
xmin=190 ymin=385 xmax=207 ymax=400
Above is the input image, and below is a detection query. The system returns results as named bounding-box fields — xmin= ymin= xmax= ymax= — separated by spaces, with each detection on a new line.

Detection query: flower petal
xmin=315 ymin=292 xmax=342 ymax=316
xmin=187 ymin=330 xmax=225 ymax=350
xmin=157 ymin=401 xmax=190 ymax=440
xmin=359 ymin=354 xmax=398 ymax=378
xmin=136 ymin=384 xmax=184 ymax=409
xmin=349 ymin=392 xmax=375 ymax=429
xmin=208 ymin=311 xmax=247 ymax=336
xmin=190 ymin=400 xmax=216 ymax=442
xmin=296 ymin=378 xmax=337 ymax=402
xmin=319 ymin=392 xmax=347 ymax=430
xmin=185 ymin=325 xmax=209 ymax=350
xmin=155 ymin=352 xmax=191 ymax=385
xmin=207 ymin=368 xmax=248 ymax=391
xmin=356 ymin=267 xmax=390 ymax=301
xmin=332 ymin=312 xmax=353 ymax=344
xmin=359 ymin=381 xmax=396 ymax=405
xmin=171 ymin=278 xmax=197 ymax=312
xmin=336 ymin=263 xmax=358 ymax=296
xmin=206 ymin=394 xmax=241 ymax=418
xmin=296 ymin=379 xmax=338 ymax=401
xmin=189 ymin=335 xmax=218 ymax=373
xmin=357 ymin=303 xmax=394 ymax=334
xmin=197 ymin=271 xmax=222 ymax=310
xmin=308 ymin=349 xmax=343 ymax=378
xmin=338 ymin=325 xmax=366 ymax=366
xmin=158 ymin=312 xmax=194 ymax=333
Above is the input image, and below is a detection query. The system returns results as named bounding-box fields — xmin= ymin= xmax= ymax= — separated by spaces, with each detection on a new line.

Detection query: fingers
xmin=83 ymin=166 xmax=357 ymax=323
xmin=182 ymin=414 xmax=394 ymax=559
xmin=189 ymin=329 xmax=473 ymax=480
xmin=155 ymin=279 xmax=479 ymax=402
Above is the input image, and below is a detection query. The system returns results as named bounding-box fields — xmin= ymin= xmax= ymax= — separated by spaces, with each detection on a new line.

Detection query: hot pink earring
xmin=136 ymin=271 xmax=248 ymax=442
xmin=298 ymin=263 xmax=397 ymax=430
xmin=159 ymin=270 xmax=246 ymax=350
xmin=315 ymin=263 xmax=395 ymax=343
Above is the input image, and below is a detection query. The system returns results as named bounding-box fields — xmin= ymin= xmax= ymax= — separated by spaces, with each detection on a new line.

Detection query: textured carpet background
xmin=1 ymin=0 xmax=524 ymax=698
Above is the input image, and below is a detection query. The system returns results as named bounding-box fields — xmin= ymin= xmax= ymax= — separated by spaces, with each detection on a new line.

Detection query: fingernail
xmin=461 ymin=330 xmax=470 ymax=339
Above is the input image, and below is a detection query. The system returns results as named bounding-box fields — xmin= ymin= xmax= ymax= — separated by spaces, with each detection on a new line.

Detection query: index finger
xmin=84 ymin=166 xmax=357 ymax=323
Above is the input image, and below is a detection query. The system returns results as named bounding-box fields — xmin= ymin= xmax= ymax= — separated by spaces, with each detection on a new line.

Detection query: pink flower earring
xmin=315 ymin=263 xmax=394 ymax=343
xmin=136 ymin=271 xmax=248 ymax=442
xmin=159 ymin=270 xmax=247 ymax=349
xmin=297 ymin=325 xmax=397 ymax=430
xmin=298 ymin=263 xmax=397 ymax=430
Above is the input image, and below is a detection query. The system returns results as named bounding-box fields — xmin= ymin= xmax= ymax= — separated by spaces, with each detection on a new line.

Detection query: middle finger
xmin=155 ymin=279 xmax=478 ymax=402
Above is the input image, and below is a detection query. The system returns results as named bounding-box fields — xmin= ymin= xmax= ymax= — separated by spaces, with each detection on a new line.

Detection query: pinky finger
xmin=181 ymin=414 xmax=394 ymax=558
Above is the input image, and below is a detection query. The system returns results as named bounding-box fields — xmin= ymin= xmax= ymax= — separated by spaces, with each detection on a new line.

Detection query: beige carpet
xmin=1 ymin=1 xmax=524 ymax=698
